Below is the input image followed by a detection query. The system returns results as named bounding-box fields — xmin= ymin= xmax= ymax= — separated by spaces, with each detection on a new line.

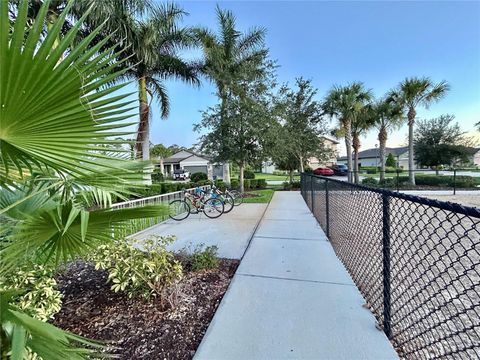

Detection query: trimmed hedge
xmin=416 ymin=175 xmax=476 ymax=188
xmin=230 ymin=179 xmax=239 ymax=189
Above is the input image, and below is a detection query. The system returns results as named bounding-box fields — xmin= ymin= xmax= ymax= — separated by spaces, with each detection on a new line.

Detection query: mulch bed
xmin=53 ymin=259 xmax=239 ymax=359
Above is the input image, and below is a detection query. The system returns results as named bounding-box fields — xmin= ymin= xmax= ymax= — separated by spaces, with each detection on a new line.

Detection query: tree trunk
xmin=353 ymin=133 xmax=360 ymax=184
xmin=239 ymin=162 xmax=244 ymax=193
xmin=219 ymin=89 xmax=231 ymax=186
xmin=408 ymin=107 xmax=416 ymax=185
xmin=344 ymin=119 xmax=353 ymax=183
xmin=299 ymin=155 xmax=304 ymax=173
xmin=159 ymin=157 xmax=164 ymax=176
xmin=378 ymin=126 xmax=387 ymax=182
xmin=223 ymin=163 xmax=231 ymax=186
xmin=289 ymin=170 xmax=294 ymax=184
xmin=137 ymin=77 xmax=150 ymax=161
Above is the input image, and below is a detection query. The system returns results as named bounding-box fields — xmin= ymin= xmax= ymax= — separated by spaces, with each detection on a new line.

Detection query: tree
xmin=414 ymin=115 xmax=469 ymax=173
xmin=272 ymin=78 xmax=329 ymax=175
xmin=351 ymin=105 xmax=376 ymax=183
xmin=385 ymin=153 xmax=396 ymax=168
xmin=372 ymin=98 xmax=404 ymax=181
xmin=195 ymin=6 xmax=267 ymax=185
xmin=196 ymin=59 xmax=276 ymax=192
xmin=388 ymin=77 xmax=450 ymax=184
xmin=150 ymin=143 xmax=173 ymax=176
xmin=323 ymin=83 xmax=372 ymax=182
xmin=1 ymin=2 xmax=168 ymax=357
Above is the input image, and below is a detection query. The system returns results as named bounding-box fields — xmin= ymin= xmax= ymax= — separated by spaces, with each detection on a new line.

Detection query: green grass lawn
xmin=242 ymin=189 xmax=275 ymax=203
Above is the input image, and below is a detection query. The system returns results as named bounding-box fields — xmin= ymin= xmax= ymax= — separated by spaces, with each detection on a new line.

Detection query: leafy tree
xmin=414 ymin=115 xmax=469 ymax=172
xmin=195 ymin=6 xmax=267 ymax=185
xmin=1 ymin=2 xmax=168 ymax=357
xmin=272 ymin=78 xmax=329 ymax=176
xmin=196 ymin=59 xmax=276 ymax=192
xmin=150 ymin=143 xmax=173 ymax=177
xmin=372 ymin=98 xmax=404 ymax=181
xmin=388 ymin=77 xmax=450 ymax=184
xmin=323 ymin=82 xmax=372 ymax=182
xmin=385 ymin=153 xmax=396 ymax=168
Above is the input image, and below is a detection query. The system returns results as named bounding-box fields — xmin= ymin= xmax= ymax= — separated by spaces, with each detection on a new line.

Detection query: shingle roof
xmin=163 ymin=150 xmax=211 ymax=164
xmin=337 ymin=146 xmax=408 ymax=161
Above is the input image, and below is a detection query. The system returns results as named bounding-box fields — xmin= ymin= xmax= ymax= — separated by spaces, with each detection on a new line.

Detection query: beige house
xmin=307 ymin=136 xmax=340 ymax=168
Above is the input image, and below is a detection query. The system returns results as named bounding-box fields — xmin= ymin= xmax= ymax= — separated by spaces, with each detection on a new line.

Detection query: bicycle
xmin=210 ymin=185 xmax=235 ymax=212
xmin=169 ymin=188 xmax=224 ymax=221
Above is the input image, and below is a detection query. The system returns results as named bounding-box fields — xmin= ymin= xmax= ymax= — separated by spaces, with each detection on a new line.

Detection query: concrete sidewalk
xmin=195 ymin=191 xmax=398 ymax=360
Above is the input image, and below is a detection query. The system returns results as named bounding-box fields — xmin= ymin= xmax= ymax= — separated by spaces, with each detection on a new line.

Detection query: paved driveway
xmin=132 ymin=203 xmax=268 ymax=259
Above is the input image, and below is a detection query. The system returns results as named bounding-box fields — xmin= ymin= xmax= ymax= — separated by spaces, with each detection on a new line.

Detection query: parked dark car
xmin=329 ymin=164 xmax=348 ymax=176
xmin=313 ymin=167 xmax=334 ymax=176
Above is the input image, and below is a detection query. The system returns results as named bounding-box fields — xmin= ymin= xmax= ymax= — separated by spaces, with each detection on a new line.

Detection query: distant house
xmin=337 ymin=146 xmax=416 ymax=169
xmin=261 ymin=136 xmax=340 ymax=173
xmin=161 ymin=150 xmax=224 ymax=180
xmin=462 ymin=147 xmax=480 ymax=167
xmin=307 ymin=136 xmax=340 ymax=168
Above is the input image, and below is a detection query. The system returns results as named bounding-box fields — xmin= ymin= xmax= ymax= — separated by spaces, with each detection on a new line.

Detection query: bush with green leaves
xmin=362 ymin=178 xmax=379 ymax=187
xmin=93 ymin=236 xmax=183 ymax=300
xmin=190 ymin=172 xmax=208 ymax=182
xmin=257 ymin=179 xmax=267 ymax=189
xmin=243 ymin=170 xmax=255 ymax=179
xmin=0 ymin=263 xmax=62 ymax=322
xmin=177 ymin=244 xmax=219 ymax=272
xmin=385 ymin=153 xmax=396 ymax=168
xmin=230 ymin=179 xmax=240 ymax=189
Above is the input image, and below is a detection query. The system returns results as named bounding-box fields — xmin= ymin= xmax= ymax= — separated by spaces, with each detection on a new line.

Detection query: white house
xmin=337 ymin=146 xmax=415 ymax=169
xmin=161 ymin=150 xmax=224 ymax=180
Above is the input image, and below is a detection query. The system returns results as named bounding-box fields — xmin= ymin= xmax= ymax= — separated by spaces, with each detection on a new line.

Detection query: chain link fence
xmin=301 ymin=173 xmax=480 ymax=359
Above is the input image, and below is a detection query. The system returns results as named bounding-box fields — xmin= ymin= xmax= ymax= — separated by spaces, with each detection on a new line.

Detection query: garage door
xmin=184 ymin=166 xmax=208 ymax=174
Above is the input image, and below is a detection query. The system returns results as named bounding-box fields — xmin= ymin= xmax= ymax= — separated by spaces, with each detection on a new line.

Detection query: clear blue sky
xmin=142 ymin=0 xmax=480 ymax=155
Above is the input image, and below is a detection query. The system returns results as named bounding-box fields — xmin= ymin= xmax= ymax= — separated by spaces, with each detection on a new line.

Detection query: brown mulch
xmin=53 ymin=260 xmax=239 ymax=360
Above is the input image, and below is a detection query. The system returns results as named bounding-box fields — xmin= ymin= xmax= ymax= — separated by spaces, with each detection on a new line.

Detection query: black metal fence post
xmin=382 ymin=193 xmax=392 ymax=339
xmin=396 ymin=169 xmax=400 ymax=193
xmin=311 ymin=175 xmax=315 ymax=213
xmin=325 ymin=179 xmax=330 ymax=238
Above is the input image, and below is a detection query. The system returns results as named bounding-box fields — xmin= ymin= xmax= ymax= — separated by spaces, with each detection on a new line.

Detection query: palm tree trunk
xmin=408 ymin=107 xmax=416 ymax=185
xmin=219 ymin=90 xmax=231 ymax=186
xmin=239 ymin=162 xmax=245 ymax=193
xmin=137 ymin=77 xmax=150 ymax=161
xmin=353 ymin=133 xmax=360 ymax=184
xmin=379 ymin=126 xmax=387 ymax=182
xmin=344 ymin=119 xmax=353 ymax=183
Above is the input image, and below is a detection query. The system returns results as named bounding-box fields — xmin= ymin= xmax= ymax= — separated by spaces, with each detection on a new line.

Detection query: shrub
xmin=0 ymin=263 xmax=62 ymax=322
xmin=385 ymin=153 xmax=396 ymax=167
xmin=190 ymin=172 xmax=208 ymax=183
xmin=413 ymin=175 xmax=476 ymax=188
xmin=243 ymin=170 xmax=255 ymax=179
xmin=257 ymin=179 xmax=267 ymax=189
xmin=362 ymin=178 xmax=379 ymax=187
xmin=93 ymin=235 xmax=183 ymax=300
xmin=291 ymin=181 xmax=301 ymax=189
xmin=455 ymin=176 xmax=477 ymax=188
xmin=177 ymin=244 xmax=219 ymax=272
xmin=379 ymin=178 xmax=396 ymax=188
xmin=283 ymin=181 xmax=292 ymax=190
xmin=244 ymin=179 xmax=251 ymax=190
xmin=385 ymin=166 xmax=396 ymax=173
xmin=214 ymin=179 xmax=226 ymax=191
xmin=249 ymin=179 xmax=258 ymax=189
xmin=366 ymin=168 xmax=377 ymax=174
xmin=151 ymin=168 xmax=164 ymax=183
xmin=304 ymin=166 xmax=313 ymax=173
xmin=230 ymin=178 xmax=240 ymax=189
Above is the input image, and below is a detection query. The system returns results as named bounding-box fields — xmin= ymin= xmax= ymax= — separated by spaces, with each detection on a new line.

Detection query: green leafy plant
xmin=190 ymin=172 xmax=208 ymax=182
xmin=177 ymin=244 xmax=219 ymax=272
xmin=0 ymin=264 xmax=62 ymax=322
xmin=93 ymin=236 xmax=183 ymax=301
xmin=362 ymin=178 xmax=379 ymax=187
xmin=243 ymin=170 xmax=256 ymax=179
xmin=385 ymin=153 xmax=396 ymax=168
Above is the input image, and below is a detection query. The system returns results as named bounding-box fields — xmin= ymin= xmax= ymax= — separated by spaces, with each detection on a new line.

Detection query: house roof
xmin=464 ymin=147 xmax=480 ymax=155
xmin=322 ymin=135 xmax=340 ymax=145
xmin=163 ymin=149 xmax=210 ymax=164
xmin=337 ymin=146 xmax=408 ymax=161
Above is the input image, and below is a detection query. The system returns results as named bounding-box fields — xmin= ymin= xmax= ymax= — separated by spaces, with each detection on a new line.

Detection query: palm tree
xmin=1 ymin=2 xmax=169 ymax=357
xmin=351 ymin=105 xmax=376 ymax=184
xmin=372 ymin=99 xmax=404 ymax=181
xmin=195 ymin=5 xmax=267 ymax=185
xmin=388 ymin=77 xmax=450 ymax=184
xmin=323 ymin=83 xmax=372 ymax=183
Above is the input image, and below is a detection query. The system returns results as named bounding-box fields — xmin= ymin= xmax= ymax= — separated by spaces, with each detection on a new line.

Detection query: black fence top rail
xmin=307 ymin=174 xmax=480 ymax=219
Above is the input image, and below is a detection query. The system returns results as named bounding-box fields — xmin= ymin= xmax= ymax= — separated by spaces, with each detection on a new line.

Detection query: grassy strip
xmin=242 ymin=189 xmax=275 ymax=203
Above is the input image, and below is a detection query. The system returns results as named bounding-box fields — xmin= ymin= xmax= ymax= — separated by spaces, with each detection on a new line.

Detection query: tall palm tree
xmin=351 ymin=105 xmax=375 ymax=184
xmin=372 ymin=99 xmax=404 ymax=181
xmin=388 ymin=77 xmax=450 ymax=184
xmin=195 ymin=5 xmax=267 ymax=185
xmin=323 ymin=83 xmax=372 ymax=183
